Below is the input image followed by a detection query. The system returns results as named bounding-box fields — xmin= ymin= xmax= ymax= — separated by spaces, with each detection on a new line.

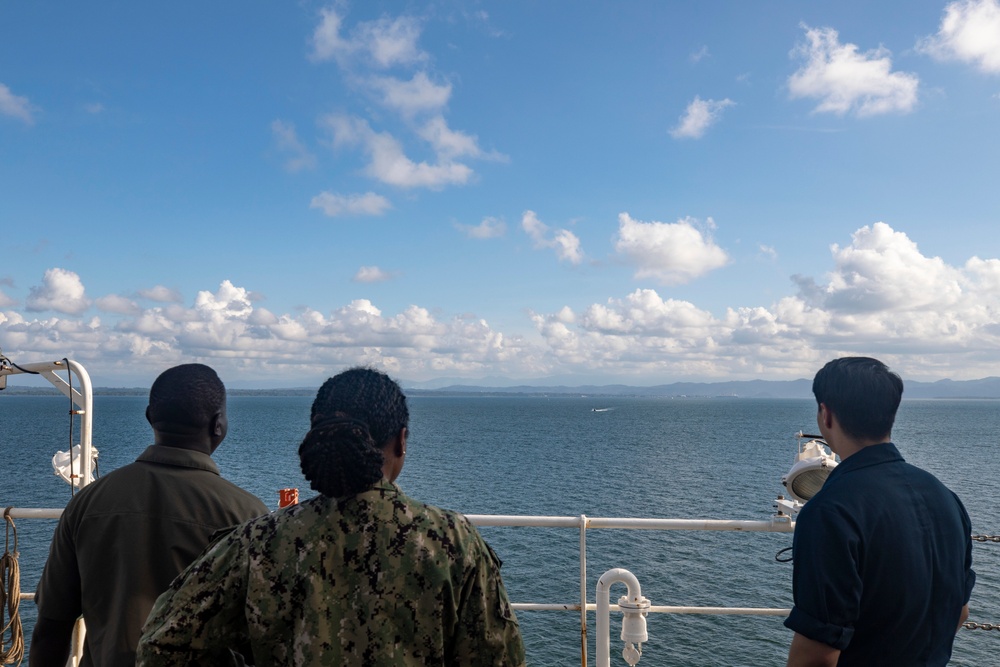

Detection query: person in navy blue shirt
xmin=785 ymin=357 xmax=975 ymax=667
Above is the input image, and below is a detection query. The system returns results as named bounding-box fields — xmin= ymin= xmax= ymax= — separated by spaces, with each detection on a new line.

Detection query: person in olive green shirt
xmin=138 ymin=367 xmax=525 ymax=666
xmin=32 ymin=363 xmax=267 ymax=667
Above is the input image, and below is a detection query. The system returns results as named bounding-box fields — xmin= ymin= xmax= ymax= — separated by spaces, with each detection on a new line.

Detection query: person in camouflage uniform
xmin=137 ymin=367 xmax=526 ymax=666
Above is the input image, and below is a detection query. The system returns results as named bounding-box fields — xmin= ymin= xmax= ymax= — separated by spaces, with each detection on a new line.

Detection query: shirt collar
xmin=135 ymin=444 xmax=221 ymax=475
xmin=827 ymin=441 xmax=903 ymax=482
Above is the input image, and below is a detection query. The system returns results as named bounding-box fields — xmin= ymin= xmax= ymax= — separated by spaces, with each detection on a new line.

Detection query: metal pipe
xmin=466 ymin=514 xmax=795 ymax=533
xmin=596 ymin=568 xmax=644 ymax=667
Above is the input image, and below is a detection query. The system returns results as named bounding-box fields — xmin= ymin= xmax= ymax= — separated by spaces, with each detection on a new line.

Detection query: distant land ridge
xmin=3 ymin=378 xmax=1000 ymax=399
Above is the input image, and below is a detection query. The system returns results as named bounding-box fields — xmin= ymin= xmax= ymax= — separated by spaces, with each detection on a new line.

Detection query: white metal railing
xmin=465 ymin=513 xmax=795 ymax=666
xmin=6 ymin=507 xmax=795 ymax=667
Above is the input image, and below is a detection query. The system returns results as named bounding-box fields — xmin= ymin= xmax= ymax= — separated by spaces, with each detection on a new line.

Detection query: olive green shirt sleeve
xmin=136 ymin=529 xmax=251 ymax=666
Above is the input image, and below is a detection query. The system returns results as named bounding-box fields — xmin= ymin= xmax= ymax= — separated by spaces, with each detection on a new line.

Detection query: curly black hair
xmin=299 ymin=367 xmax=410 ymax=498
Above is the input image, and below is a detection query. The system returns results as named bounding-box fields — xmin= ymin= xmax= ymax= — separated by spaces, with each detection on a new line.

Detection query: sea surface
xmin=2 ymin=394 xmax=999 ymax=666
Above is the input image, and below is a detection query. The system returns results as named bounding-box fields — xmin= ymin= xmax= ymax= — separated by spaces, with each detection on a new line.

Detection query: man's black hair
xmin=147 ymin=364 xmax=226 ymax=431
xmin=812 ymin=356 xmax=903 ymax=441
xmin=299 ymin=367 xmax=410 ymax=498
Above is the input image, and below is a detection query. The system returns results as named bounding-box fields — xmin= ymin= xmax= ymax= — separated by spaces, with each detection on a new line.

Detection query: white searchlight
xmin=781 ymin=432 xmax=838 ymax=506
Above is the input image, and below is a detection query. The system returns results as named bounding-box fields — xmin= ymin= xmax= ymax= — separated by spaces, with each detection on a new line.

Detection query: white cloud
xmin=670 ymin=96 xmax=735 ymax=139
xmin=759 ymin=244 xmax=778 ymax=261
xmin=7 ymin=223 xmax=1000 ymax=385
xmin=525 ymin=221 xmax=1000 ymax=380
xmin=0 ymin=82 xmax=34 ymax=124
xmin=788 ymin=25 xmax=919 ymax=116
xmin=194 ymin=280 xmax=255 ymax=318
xmin=310 ymin=191 xmax=392 ymax=217
xmin=95 ymin=294 xmax=141 ymax=315
xmin=138 ymin=286 xmax=183 ymax=303
xmin=614 ymin=213 xmax=729 ymax=285
xmin=455 ymin=216 xmax=506 ymax=239
xmin=369 ymin=72 xmax=451 ymax=116
xmin=84 ymin=102 xmax=104 ymax=114
xmin=323 ymin=114 xmax=474 ymax=189
xmin=308 ymin=9 xmax=498 ymax=195
xmin=818 ymin=222 xmax=962 ymax=312
xmin=354 ymin=266 xmax=394 ymax=283
xmin=271 ymin=120 xmax=317 ymax=172
xmin=26 ymin=269 xmax=90 ymax=315
xmin=417 ymin=116 xmax=484 ymax=159
xmin=522 ymin=211 xmax=584 ymax=265
xmin=919 ymin=0 xmax=1000 ymax=74
xmin=690 ymin=46 xmax=710 ymax=63
xmin=310 ymin=8 xmax=426 ymax=68
xmin=0 ymin=288 xmax=16 ymax=308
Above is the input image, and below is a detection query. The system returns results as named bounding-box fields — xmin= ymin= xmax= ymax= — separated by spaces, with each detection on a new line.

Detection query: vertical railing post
xmin=580 ymin=514 xmax=588 ymax=667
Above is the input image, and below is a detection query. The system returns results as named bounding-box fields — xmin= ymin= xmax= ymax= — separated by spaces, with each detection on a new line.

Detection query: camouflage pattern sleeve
xmin=136 ymin=526 xmax=252 ymax=665
xmin=451 ymin=536 xmax=527 ymax=667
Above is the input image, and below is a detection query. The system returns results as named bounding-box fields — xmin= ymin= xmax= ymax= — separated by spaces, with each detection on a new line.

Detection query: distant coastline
xmin=4 ymin=377 xmax=1000 ymax=400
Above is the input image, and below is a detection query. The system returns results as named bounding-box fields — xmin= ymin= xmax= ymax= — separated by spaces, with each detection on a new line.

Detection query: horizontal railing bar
xmin=4 ymin=507 xmax=64 ymax=519
xmin=6 ymin=510 xmax=797 ymax=532
xmin=512 ymin=603 xmax=790 ymax=616
xmin=466 ymin=514 xmax=795 ymax=533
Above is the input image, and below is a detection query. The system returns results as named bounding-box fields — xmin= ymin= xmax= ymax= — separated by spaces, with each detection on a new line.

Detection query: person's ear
xmin=818 ymin=403 xmax=834 ymax=429
xmin=210 ymin=411 xmax=227 ymax=440
xmin=145 ymin=405 xmax=153 ymax=426
xmin=396 ymin=427 xmax=408 ymax=457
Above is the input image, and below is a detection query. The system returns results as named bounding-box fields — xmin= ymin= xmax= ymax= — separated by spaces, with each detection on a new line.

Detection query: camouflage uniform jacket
xmin=137 ymin=479 xmax=526 ymax=666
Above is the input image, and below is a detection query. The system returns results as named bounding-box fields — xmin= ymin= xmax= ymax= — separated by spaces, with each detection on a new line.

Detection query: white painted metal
xmin=1 ymin=358 xmax=95 ymax=486
xmin=596 ymin=568 xmax=647 ymax=667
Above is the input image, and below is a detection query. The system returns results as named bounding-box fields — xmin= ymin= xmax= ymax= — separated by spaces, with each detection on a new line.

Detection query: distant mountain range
xmin=4 ymin=377 xmax=1000 ymax=399
xmin=405 ymin=377 xmax=1000 ymax=399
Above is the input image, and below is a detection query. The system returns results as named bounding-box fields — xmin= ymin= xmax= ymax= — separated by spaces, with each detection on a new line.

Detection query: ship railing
xmin=5 ymin=507 xmax=794 ymax=667
xmin=468 ymin=513 xmax=795 ymax=666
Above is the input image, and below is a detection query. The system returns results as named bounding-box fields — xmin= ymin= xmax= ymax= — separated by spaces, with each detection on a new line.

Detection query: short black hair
xmin=299 ymin=367 xmax=410 ymax=498
xmin=147 ymin=364 xmax=226 ymax=431
xmin=812 ymin=356 xmax=903 ymax=441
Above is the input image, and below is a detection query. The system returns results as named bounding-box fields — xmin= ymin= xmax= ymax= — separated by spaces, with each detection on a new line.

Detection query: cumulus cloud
xmin=95 ymin=294 xmax=141 ymax=315
xmin=0 ymin=82 xmax=34 ymax=124
xmin=1 ymin=275 xmax=539 ymax=383
xmin=369 ymin=72 xmax=451 ymax=116
xmin=310 ymin=8 xmax=426 ymax=68
xmin=310 ymin=191 xmax=392 ymax=217
xmin=614 ymin=213 xmax=729 ymax=285
xmin=919 ymin=0 xmax=1000 ymax=73
xmin=308 ymin=8 xmax=496 ymax=193
xmin=528 ymin=220 xmax=1000 ymax=381
xmin=138 ymin=286 xmax=183 ymax=303
xmin=354 ymin=266 xmax=394 ymax=283
xmin=670 ymin=96 xmax=734 ymax=139
xmin=7 ymin=223 xmax=1000 ymax=385
xmin=323 ymin=114 xmax=474 ymax=189
xmin=522 ymin=211 xmax=584 ymax=265
xmin=788 ymin=25 xmax=919 ymax=116
xmin=271 ymin=120 xmax=317 ymax=172
xmin=26 ymin=269 xmax=90 ymax=315
xmin=455 ymin=216 xmax=506 ymax=239
xmin=0 ymin=288 xmax=16 ymax=308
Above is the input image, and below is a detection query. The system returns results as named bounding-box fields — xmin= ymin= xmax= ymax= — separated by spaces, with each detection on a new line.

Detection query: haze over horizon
xmin=3 ymin=1 xmax=1000 ymax=389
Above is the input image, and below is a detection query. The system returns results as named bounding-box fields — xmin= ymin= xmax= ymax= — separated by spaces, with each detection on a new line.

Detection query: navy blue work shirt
xmin=784 ymin=442 xmax=975 ymax=666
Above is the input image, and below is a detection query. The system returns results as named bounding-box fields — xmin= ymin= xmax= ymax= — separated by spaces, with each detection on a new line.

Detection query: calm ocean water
xmin=2 ymin=394 xmax=998 ymax=666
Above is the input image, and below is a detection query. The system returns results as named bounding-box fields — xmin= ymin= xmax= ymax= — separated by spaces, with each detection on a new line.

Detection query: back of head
xmin=147 ymin=363 xmax=226 ymax=434
xmin=299 ymin=367 xmax=410 ymax=498
xmin=812 ymin=356 xmax=903 ymax=442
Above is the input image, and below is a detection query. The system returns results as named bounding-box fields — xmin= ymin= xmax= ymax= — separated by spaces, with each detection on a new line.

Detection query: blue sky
xmin=2 ymin=1 xmax=1000 ymax=388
